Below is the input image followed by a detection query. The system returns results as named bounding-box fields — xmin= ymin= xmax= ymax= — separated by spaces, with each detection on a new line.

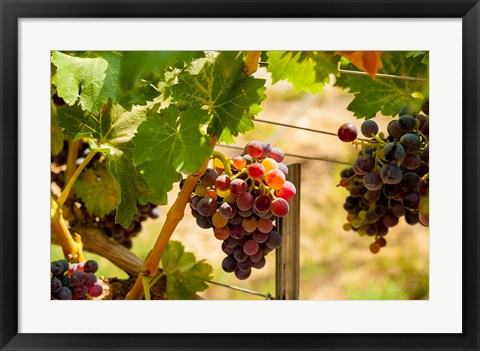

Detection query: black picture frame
xmin=1 ymin=1 xmax=479 ymax=350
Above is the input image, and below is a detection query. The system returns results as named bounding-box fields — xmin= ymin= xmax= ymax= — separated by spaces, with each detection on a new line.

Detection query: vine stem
xmin=56 ymin=150 xmax=96 ymax=209
xmin=51 ymin=196 xmax=85 ymax=262
xmin=212 ymin=150 xmax=232 ymax=177
xmin=125 ymin=138 xmax=216 ymax=300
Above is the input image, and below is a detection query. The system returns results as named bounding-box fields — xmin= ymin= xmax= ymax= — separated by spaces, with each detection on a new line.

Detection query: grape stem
xmin=125 ymin=138 xmax=216 ymax=300
xmin=56 ymin=150 xmax=96 ymax=209
xmin=212 ymin=150 xmax=233 ymax=177
xmin=51 ymin=196 xmax=86 ymax=262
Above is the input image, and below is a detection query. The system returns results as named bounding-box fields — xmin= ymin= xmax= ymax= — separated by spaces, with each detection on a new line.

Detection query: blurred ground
xmin=52 ymin=68 xmax=429 ymax=300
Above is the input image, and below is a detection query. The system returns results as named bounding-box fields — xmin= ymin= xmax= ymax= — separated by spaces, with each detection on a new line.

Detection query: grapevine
xmin=49 ymin=50 xmax=429 ymax=300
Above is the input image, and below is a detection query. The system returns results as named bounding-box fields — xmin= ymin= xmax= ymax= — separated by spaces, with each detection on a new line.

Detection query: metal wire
xmin=253 ymin=118 xmax=369 ymax=142
xmin=216 ymin=144 xmax=352 ymax=166
xmin=207 ymin=280 xmax=274 ymax=299
xmin=338 ymin=69 xmax=427 ymax=82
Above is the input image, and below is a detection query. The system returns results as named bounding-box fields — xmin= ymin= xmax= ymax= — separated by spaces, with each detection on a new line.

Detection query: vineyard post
xmin=275 ymin=163 xmax=301 ymax=300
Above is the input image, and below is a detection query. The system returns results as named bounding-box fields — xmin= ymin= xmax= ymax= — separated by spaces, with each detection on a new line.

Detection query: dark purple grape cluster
xmin=51 ymin=259 xmax=103 ymax=300
xmin=338 ymin=104 xmax=429 ymax=253
xmin=51 ymin=141 xmax=160 ymax=249
xmin=189 ymin=141 xmax=296 ymax=280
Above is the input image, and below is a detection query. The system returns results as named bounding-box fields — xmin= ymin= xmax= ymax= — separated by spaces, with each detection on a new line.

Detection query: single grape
xmin=242 ymin=217 xmax=258 ymax=233
xmin=232 ymin=156 xmax=247 ymax=170
xmin=260 ymin=142 xmax=272 ymax=159
xmin=230 ymin=224 xmax=246 ymax=239
xmin=243 ymin=239 xmax=260 ymax=256
xmin=387 ymin=120 xmax=404 ymax=138
xmin=277 ymin=163 xmax=289 ymax=176
xmin=248 ymin=163 xmax=265 ymax=179
xmin=338 ymin=123 xmax=358 ymax=142
xmin=380 ymin=163 xmax=403 ymax=184
xmin=234 ymin=268 xmax=251 ymax=280
xmin=196 ymin=197 xmax=217 ymax=217
xmin=382 ymin=142 xmax=405 ymax=162
xmin=369 ymin=242 xmax=381 ymax=254
xmin=253 ymin=195 xmax=272 ymax=214
xmin=361 ymin=120 xmax=379 ymax=137
xmin=212 ymin=211 xmax=229 ymax=228
xmin=271 ymin=198 xmax=289 ymax=217
xmin=88 ymin=284 xmax=103 ymax=298
xmin=196 ymin=216 xmax=212 ymax=229
xmin=252 ymin=230 xmax=269 ymax=243
xmin=54 ymin=286 xmax=72 ymax=300
xmin=246 ymin=140 xmax=264 ymax=158
xmin=51 ymin=260 xmax=68 ymax=276
xmin=234 ymin=247 xmax=249 ymax=262
xmin=399 ymin=105 xmax=416 ymax=116
xmin=402 ymin=193 xmax=420 ymax=210
xmin=376 ymin=237 xmax=387 ymax=247
xmin=70 ymin=270 xmax=86 ymax=286
xmin=400 ymin=133 xmax=421 ymax=154
xmin=215 ymin=174 xmax=231 ymax=191
xmin=400 ymin=172 xmax=420 ymax=193
xmin=257 ymin=218 xmax=273 ymax=233
xmin=261 ymin=158 xmax=278 ymax=173
xmin=218 ymin=202 xmax=236 ymax=219
xmin=249 ymin=248 xmax=264 ymax=263
xmin=402 ymin=153 xmax=421 ymax=170
xmin=213 ymin=226 xmax=230 ymax=240
xmin=363 ymin=171 xmax=383 ymax=191
xmin=222 ymin=256 xmax=237 ymax=273
xmin=269 ymin=147 xmax=285 ymax=162
xmin=237 ymin=259 xmax=253 ymax=272
xmin=252 ymin=257 xmax=266 ymax=270
xmin=83 ymin=260 xmax=99 ymax=273
xmin=51 ymin=277 xmax=62 ymax=294
xmin=265 ymin=169 xmax=286 ymax=190
xmin=398 ymin=115 xmax=417 ymax=133
xmin=354 ymin=154 xmax=375 ymax=173
xmin=265 ymin=231 xmax=282 ymax=249
xmin=84 ymin=272 xmax=98 ymax=286
xmin=229 ymin=178 xmax=247 ymax=196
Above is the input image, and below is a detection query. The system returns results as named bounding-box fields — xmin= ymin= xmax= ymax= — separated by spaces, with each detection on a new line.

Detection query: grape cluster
xmin=51 ymin=140 xmax=160 ymax=249
xmin=51 ymin=259 xmax=103 ymax=300
xmin=189 ymin=141 xmax=296 ymax=280
xmin=338 ymin=104 xmax=429 ymax=253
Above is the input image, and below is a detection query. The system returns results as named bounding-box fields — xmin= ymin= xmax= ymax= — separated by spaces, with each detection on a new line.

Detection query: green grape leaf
xmin=51 ymin=51 xmax=121 ymax=115
xmin=266 ymin=51 xmax=340 ymax=93
xmin=51 ymin=105 xmax=64 ymax=155
xmin=133 ymin=105 xmax=213 ymax=199
xmin=172 ymin=52 xmax=266 ymax=144
xmin=73 ymin=163 xmax=118 ymax=217
xmin=162 ymin=241 xmax=213 ymax=300
xmin=336 ymin=51 xmax=429 ymax=119
xmin=57 ymin=102 xmax=162 ymax=227
xmin=119 ymin=51 xmax=204 ymax=91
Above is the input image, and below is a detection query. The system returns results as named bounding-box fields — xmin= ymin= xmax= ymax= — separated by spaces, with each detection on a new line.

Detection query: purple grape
xmin=380 ymin=163 xmax=403 ymax=184
xmin=361 ymin=120 xmax=379 ymax=137
xmin=70 ymin=270 xmax=86 ymax=286
xmin=265 ymin=231 xmax=282 ymax=249
xmin=196 ymin=197 xmax=217 ymax=217
xmin=54 ymin=286 xmax=72 ymax=300
xmin=222 ymin=256 xmax=237 ymax=273
xmin=88 ymin=284 xmax=103 ymax=298
xmin=363 ymin=172 xmax=383 ymax=190
xmin=84 ymin=260 xmax=98 ymax=273
xmin=51 ymin=277 xmax=62 ymax=294
xmin=234 ymin=247 xmax=248 ymax=262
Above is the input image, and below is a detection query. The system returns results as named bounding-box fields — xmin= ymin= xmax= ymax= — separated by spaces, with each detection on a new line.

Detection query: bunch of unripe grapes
xmin=51 ymin=141 xmax=160 ymax=249
xmin=189 ymin=141 xmax=296 ymax=280
xmin=337 ymin=103 xmax=429 ymax=253
xmin=51 ymin=259 xmax=103 ymax=300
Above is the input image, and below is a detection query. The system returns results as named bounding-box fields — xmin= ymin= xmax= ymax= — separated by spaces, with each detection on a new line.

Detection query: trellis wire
xmin=216 ymin=144 xmax=352 ymax=166
xmin=207 ymin=280 xmax=274 ymax=299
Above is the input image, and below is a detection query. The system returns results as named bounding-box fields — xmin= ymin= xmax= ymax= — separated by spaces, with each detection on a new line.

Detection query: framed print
xmin=1 ymin=0 xmax=479 ymax=350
